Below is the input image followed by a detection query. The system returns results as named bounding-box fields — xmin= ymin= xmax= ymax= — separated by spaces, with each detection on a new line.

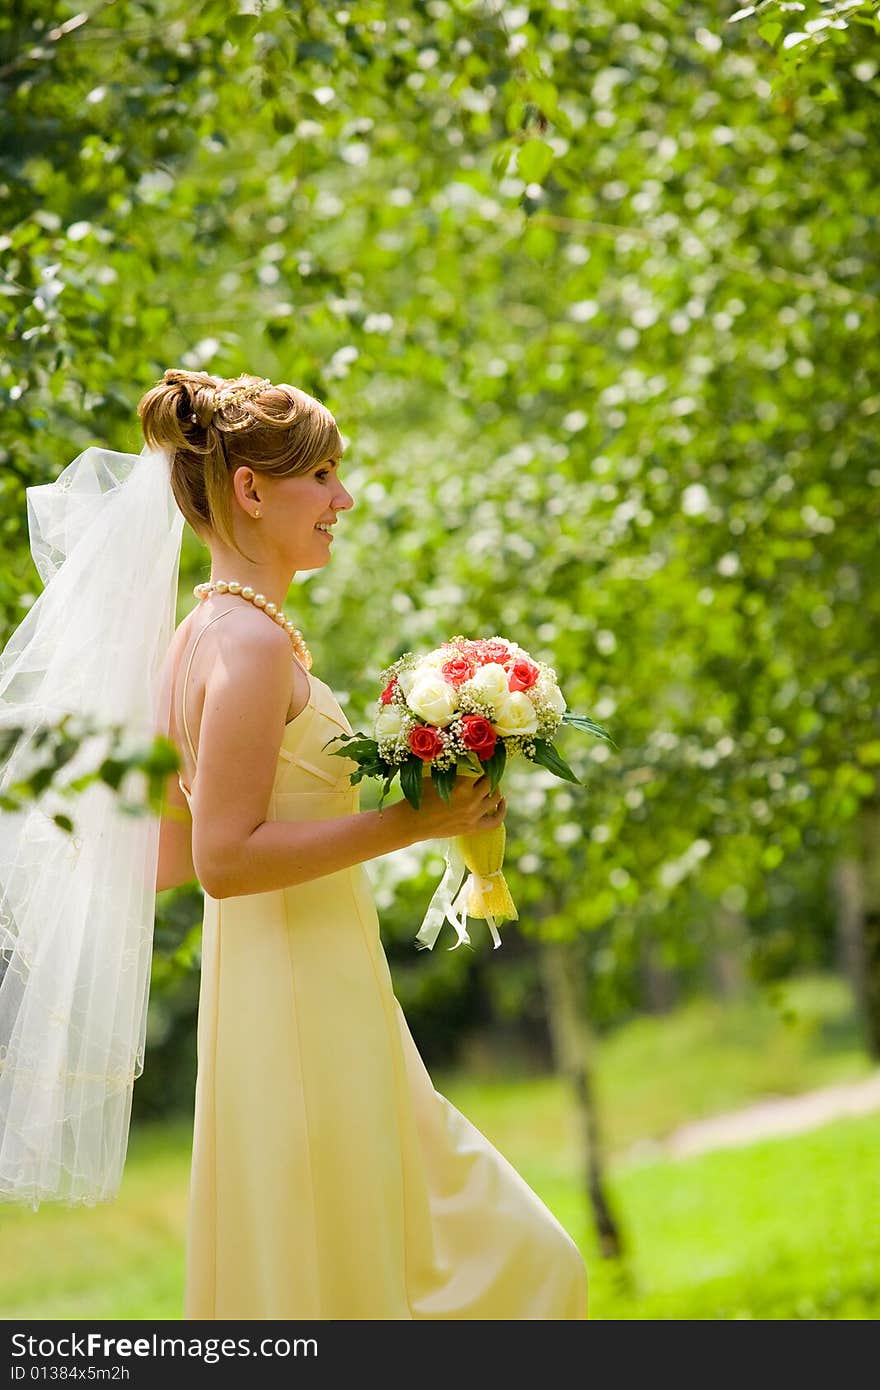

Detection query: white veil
xmin=0 ymin=442 xmax=184 ymax=1208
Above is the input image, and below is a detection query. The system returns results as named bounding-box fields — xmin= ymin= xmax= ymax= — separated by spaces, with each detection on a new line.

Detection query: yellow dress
xmin=176 ymin=616 xmax=588 ymax=1320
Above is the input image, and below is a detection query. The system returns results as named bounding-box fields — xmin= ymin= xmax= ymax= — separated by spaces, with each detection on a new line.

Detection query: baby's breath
xmin=431 ymin=725 xmax=460 ymax=771
xmin=378 ymin=651 xmax=418 ymax=683
xmin=455 ymin=686 xmax=495 ymax=719
xmin=378 ymin=741 xmax=412 ymax=768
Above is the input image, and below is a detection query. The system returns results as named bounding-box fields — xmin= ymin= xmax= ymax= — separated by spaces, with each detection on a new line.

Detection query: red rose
xmin=508 ymin=658 xmax=540 ymax=692
xmin=409 ymin=725 xmax=444 ymax=761
xmin=441 ymin=655 xmax=474 ymax=686
xmin=380 ymin=677 xmax=398 ymax=705
xmin=460 ymin=714 xmax=497 ymax=761
xmin=474 ymin=641 xmax=512 ymax=667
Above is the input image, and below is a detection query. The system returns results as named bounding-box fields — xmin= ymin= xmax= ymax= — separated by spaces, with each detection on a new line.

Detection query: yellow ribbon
xmin=414 ymin=839 xmax=516 ymax=952
xmin=413 ymin=764 xmax=517 ymax=951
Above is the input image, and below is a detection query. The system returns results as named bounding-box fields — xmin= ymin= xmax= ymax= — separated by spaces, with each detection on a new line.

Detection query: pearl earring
xmin=253 ymin=509 xmax=262 ymax=519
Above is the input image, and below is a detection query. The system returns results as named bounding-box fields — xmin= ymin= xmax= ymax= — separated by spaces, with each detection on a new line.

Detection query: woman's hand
xmin=405 ymin=772 xmax=507 ymax=842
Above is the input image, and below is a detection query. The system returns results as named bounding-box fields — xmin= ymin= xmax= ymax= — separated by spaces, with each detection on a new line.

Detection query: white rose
xmin=421 ymin=648 xmax=450 ymax=670
xmin=492 ymin=691 xmax=539 ymax=738
xmin=408 ymin=673 xmax=458 ymax=727
xmin=544 ymin=682 xmax=566 ymax=717
xmin=466 ymin=662 xmax=510 ymax=707
xmin=396 ymin=667 xmax=418 ymax=698
xmin=374 ymin=705 xmax=405 ymax=740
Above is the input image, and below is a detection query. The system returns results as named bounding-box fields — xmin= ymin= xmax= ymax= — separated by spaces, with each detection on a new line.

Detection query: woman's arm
xmin=206 ymin=800 xmax=420 ymax=899
xmin=151 ymin=643 xmax=196 ymax=894
xmin=188 ymin=614 xmax=424 ymax=899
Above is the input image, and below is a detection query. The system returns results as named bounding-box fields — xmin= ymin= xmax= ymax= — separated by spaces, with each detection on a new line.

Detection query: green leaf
xmin=228 ymin=14 xmax=261 ymax=41
xmin=399 ymin=756 xmax=425 ymax=810
xmin=516 ymin=139 xmax=554 ymax=183
xmin=327 ymin=746 xmax=378 ymax=766
xmin=430 ymin=763 xmax=458 ymax=803
xmin=322 ymin=732 xmax=382 ymax=764
xmin=526 ymin=739 xmax=581 ymax=785
xmin=505 ymin=100 xmax=527 ymax=135
xmin=491 ymin=140 xmax=514 ymax=179
xmin=560 ymin=711 xmax=618 ymax=747
xmin=352 ymin=759 xmax=387 ymax=780
xmin=481 ymin=739 xmax=507 ymax=795
xmin=757 ymin=20 xmax=783 ymax=45
xmin=98 ymin=758 xmax=127 ymax=790
xmin=377 ymin=767 xmax=400 ymax=812
xmin=321 ymin=729 xmax=371 ymax=748
xmin=528 ymin=77 xmax=560 ymax=121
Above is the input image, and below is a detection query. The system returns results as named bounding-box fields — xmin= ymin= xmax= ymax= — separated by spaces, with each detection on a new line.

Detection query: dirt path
xmin=659 ymin=1071 xmax=880 ymax=1160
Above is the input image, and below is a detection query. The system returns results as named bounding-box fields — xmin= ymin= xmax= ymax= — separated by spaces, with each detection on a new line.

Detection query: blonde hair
xmin=137 ymin=369 xmax=345 ymax=564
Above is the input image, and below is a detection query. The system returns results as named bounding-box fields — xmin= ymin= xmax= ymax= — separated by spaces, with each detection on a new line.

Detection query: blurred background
xmin=1 ymin=0 xmax=878 ymax=1319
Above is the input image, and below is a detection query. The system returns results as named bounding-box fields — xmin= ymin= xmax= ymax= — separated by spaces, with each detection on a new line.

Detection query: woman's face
xmin=235 ymin=457 xmax=354 ymax=570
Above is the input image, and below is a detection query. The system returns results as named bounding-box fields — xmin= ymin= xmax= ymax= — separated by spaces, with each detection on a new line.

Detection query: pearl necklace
xmin=193 ymin=579 xmax=313 ymax=672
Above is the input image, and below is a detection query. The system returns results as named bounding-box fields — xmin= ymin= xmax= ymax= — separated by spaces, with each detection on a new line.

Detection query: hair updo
xmin=136 ymin=368 xmax=345 ymax=564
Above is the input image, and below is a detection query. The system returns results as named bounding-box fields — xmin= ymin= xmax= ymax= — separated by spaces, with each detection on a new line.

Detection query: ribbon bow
xmin=415 ymin=840 xmax=503 ymax=951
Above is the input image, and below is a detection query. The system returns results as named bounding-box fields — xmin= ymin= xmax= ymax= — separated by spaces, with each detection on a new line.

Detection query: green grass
xmin=435 ymin=972 xmax=873 ymax=1163
xmin=0 ymin=1120 xmax=192 ymax=1320
xmin=577 ymin=1114 xmax=880 ymax=1320
xmin=0 ymin=973 xmax=876 ymax=1320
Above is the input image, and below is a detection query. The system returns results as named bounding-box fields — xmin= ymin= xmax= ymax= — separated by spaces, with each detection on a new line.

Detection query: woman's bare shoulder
xmin=171 ymin=603 xmax=296 ymax=729
xmin=181 ymin=601 xmax=292 ymax=665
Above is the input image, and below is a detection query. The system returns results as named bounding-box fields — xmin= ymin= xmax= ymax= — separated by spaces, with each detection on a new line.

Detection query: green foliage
xmin=322 ymin=729 xmax=387 ymax=782
xmin=0 ymin=713 xmax=180 ymax=833
xmin=729 ymin=1 xmax=880 ymax=105
xmin=2 ymin=0 xmax=877 ymax=996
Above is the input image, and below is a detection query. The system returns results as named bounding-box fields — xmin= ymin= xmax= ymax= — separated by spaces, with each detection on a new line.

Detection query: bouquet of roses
xmin=323 ymin=635 xmax=614 ymax=952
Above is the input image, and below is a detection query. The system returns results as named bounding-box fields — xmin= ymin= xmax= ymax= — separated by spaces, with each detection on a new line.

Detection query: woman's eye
xmin=316 ymin=470 xmax=329 ymax=481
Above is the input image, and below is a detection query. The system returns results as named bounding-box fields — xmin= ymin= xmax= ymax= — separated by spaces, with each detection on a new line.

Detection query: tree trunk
xmin=831 ymin=854 xmax=867 ymax=1021
xmin=538 ymin=937 xmax=625 ymax=1260
xmin=638 ymin=938 xmax=678 ymax=1013
xmin=858 ymin=801 xmax=880 ymax=1058
xmin=707 ymin=903 xmax=747 ymax=1000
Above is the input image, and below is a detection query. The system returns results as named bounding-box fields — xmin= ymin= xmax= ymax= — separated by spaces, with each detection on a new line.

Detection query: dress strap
xmin=180 ymin=608 xmax=241 ymax=765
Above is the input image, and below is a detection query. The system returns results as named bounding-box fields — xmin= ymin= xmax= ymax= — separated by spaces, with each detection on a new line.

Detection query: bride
xmin=0 ymin=368 xmax=587 ymax=1320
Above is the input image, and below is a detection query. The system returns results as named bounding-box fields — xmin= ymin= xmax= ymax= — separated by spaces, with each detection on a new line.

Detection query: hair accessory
xmin=213 ymin=378 xmax=272 ymax=411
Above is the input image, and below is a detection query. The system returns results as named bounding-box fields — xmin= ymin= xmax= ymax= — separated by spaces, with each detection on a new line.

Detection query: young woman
xmin=3 ymin=368 xmax=587 ymax=1320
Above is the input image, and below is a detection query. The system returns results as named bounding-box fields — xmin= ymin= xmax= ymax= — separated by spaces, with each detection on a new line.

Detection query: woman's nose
xmin=336 ymin=484 xmax=354 ymax=510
